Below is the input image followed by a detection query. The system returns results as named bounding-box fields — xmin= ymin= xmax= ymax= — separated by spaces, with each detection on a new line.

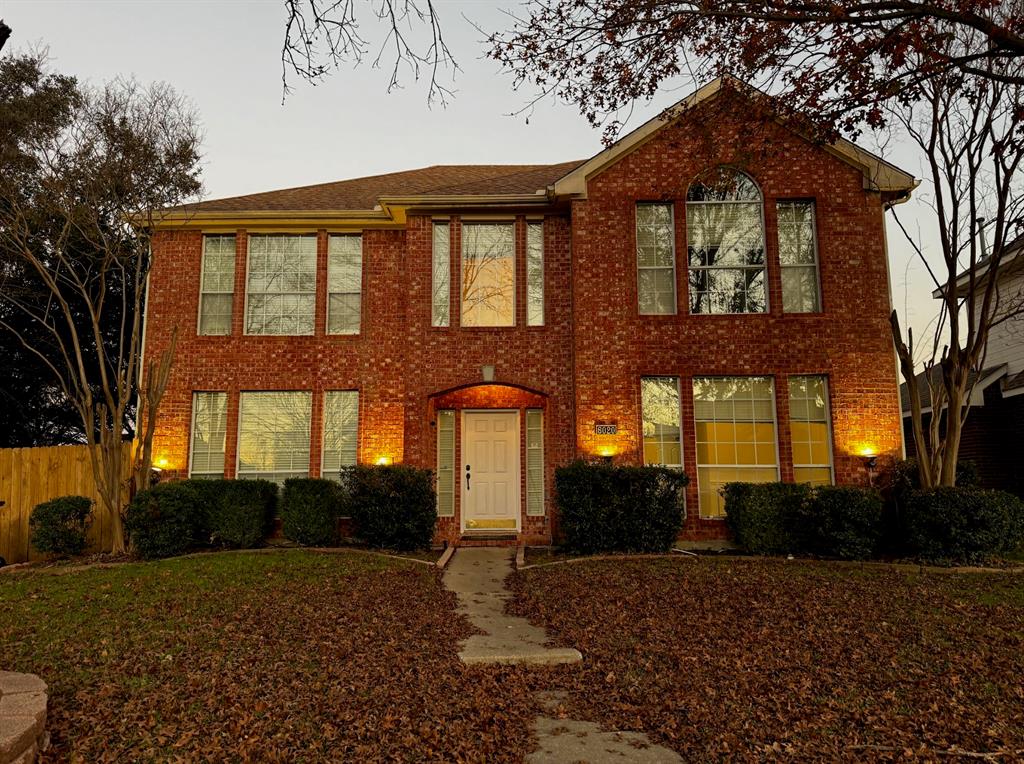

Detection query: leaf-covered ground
xmin=0 ymin=550 xmax=535 ymax=762
xmin=509 ymin=557 xmax=1024 ymax=761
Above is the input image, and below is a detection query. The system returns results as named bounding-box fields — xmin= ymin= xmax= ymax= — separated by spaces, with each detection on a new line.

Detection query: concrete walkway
xmin=443 ymin=548 xmax=582 ymax=666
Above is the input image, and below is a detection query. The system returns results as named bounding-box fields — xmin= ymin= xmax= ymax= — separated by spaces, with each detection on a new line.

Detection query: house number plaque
xmin=594 ymin=423 xmax=618 ymax=435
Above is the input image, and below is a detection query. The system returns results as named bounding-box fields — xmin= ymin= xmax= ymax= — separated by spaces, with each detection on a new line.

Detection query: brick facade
xmin=145 ymin=93 xmax=906 ymax=545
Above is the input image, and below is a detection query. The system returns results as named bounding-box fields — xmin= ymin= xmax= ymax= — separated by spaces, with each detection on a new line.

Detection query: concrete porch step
xmin=459 ymin=532 xmax=518 ymax=546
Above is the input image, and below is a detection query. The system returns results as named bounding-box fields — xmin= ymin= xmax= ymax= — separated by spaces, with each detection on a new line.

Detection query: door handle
xmin=465 ymin=464 xmax=471 ymax=491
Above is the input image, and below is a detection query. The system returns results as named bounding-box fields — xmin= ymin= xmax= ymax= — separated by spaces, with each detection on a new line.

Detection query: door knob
xmin=465 ymin=464 xmax=471 ymax=491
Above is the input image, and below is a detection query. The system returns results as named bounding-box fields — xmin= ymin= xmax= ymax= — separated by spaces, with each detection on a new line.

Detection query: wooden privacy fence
xmin=0 ymin=443 xmax=134 ymax=564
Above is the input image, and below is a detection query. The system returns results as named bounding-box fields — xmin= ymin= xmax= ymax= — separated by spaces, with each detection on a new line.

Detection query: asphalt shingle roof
xmin=899 ymin=365 xmax=1006 ymax=412
xmin=182 ymin=162 xmax=584 ymax=212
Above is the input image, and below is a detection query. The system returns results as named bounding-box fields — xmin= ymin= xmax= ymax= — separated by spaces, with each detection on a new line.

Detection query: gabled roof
xmin=899 ymin=365 xmax=1008 ymax=415
xmin=553 ymin=77 xmax=917 ymax=202
xmin=935 ymin=233 xmax=1024 ymax=298
xmin=175 ymin=162 xmax=583 ymax=213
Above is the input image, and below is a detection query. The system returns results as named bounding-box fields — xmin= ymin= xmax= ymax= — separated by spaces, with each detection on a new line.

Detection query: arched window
xmin=686 ymin=168 xmax=767 ymax=314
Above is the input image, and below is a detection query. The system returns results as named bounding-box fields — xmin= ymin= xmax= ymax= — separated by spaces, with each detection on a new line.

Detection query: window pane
xmin=436 ymin=410 xmax=455 ymax=516
xmin=527 ymin=223 xmax=544 ymax=326
xmin=637 ymin=203 xmax=676 ymax=315
xmin=237 ymin=392 xmax=311 ymax=483
xmin=199 ymin=236 xmax=235 ymax=336
xmin=693 ymin=376 xmax=778 ymax=518
xmin=778 ymin=201 xmax=821 ymax=313
xmin=199 ymin=294 xmax=233 ymax=336
xmin=322 ymin=391 xmax=359 ymax=479
xmin=245 ymin=235 xmax=317 ymax=335
xmin=526 ymin=409 xmax=544 ymax=515
xmin=432 ymin=223 xmax=451 ymax=327
xmin=788 ymin=375 xmax=833 ymax=484
xmin=641 ymin=377 xmax=682 ymax=468
xmin=461 ymin=223 xmax=515 ymax=327
xmin=189 ymin=392 xmax=227 ymax=477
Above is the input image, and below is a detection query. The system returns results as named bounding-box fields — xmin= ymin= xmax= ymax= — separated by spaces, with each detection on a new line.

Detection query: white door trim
xmin=460 ymin=409 xmax=521 ymax=533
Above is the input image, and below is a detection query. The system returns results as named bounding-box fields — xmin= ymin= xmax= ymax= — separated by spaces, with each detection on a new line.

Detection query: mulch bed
xmin=509 ymin=557 xmax=1024 ymax=761
xmin=0 ymin=550 xmax=535 ymax=762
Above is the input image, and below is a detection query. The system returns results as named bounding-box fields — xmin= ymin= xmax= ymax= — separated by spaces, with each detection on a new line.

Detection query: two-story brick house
xmin=144 ymin=79 xmax=915 ymax=544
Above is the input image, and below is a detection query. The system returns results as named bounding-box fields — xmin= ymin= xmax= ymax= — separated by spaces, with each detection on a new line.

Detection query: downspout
xmin=881 ymin=197 xmax=908 ymax=460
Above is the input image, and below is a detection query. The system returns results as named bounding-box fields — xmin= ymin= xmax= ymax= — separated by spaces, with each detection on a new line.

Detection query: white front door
xmin=462 ymin=411 xmax=520 ymax=532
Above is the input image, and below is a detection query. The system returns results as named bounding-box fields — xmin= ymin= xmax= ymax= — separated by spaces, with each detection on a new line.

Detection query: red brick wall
xmin=146 ymin=100 xmax=903 ymax=544
xmin=570 ymin=100 xmax=903 ymax=538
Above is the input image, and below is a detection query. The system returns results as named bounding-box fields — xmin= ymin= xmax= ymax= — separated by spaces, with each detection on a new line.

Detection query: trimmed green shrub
xmin=29 ymin=495 xmax=93 ymax=557
xmin=210 ymin=479 xmax=278 ymax=548
xmin=803 ymin=486 xmax=883 ymax=560
xmin=555 ymin=461 xmax=688 ymax=554
xmin=342 ymin=465 xmax=436 ymax=551
xmin=281 ymin=478 xmax=344 ymax=546
xmin=901 ymin=487 xmax=1024 ymax=565
xmin=124 ymin=483 xmax=204 ymax=560
xmin=723 ymin=482 xmax=812 ymax=555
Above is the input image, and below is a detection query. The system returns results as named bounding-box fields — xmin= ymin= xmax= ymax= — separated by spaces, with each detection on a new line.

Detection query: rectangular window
xmin=687 ymin=196 xmax=767 ymax=314
xmin=237 ymin=391 xmax=311 ymax=483
xmin=461 ymin=223 xmax=515 ymax=327
xmin=693 ymin=377 xmax=779 ymax=518
xmin=641 ymin=377 xmax=682 ymax=469
xmin=245 ymin=235 xmax=317 ymax=335
xmin=527 ymin=223 xmax=544 ymax=326
xmin=436 ymin=410 xmax=455 ymax=516
xmin=777 ymin=201 xmax=821 ymax=312
xmin=526 ymin=409 xmax=544 ymax=515
xmin=188 ymin=392 xmax=227 ymax=478
xmin=327 ymin=235 xmax=362 ymax=334
xmin=432 ymin=222 xmax=450 ymax=327
xmin=198 ymin=235 xmax=235 ymax=335
xmin=322 ymin=391 xmax=359 ymax=480
xmin=636 ymin=203 xmax=677 ymax=314
xmin=788 ymin=376 xmax=834 ymax=485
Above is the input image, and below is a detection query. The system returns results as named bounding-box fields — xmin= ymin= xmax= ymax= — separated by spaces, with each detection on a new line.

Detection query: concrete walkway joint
xmin=444 ymin=548 xmax=582 ymax=666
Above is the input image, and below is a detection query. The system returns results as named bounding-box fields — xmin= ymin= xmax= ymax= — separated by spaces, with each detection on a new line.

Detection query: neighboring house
xmin=143 ymin=79 xmax=915 ymax=545
xmin=901 ymin=237 xmax=1024 ymax=496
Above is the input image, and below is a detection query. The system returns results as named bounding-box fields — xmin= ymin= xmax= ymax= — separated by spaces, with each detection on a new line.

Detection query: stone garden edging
xmin=0 ymin=671 xmax=48 ymax=764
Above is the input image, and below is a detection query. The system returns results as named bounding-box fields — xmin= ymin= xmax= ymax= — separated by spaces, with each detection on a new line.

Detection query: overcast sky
xmin=3 ymin=0 xmax=942 ymax=345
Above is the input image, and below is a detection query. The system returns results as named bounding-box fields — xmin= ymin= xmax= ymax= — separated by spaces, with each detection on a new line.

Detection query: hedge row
xmin=555 ymin=461 xmax=688 ymax=553
xmin=124 ymin=479 xmax=278 ymax=560
xmin=723 ymin=480 xmax=1024 ymax=564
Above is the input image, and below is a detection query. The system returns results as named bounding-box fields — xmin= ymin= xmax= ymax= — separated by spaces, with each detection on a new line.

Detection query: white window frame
xmin=432 ymin=221 xmax=451 ymax=327
xmin=686 ymin=171 xmax=769 ymax=315
xmin=460 ymin=222 xmax=517 ymax=328
xmin=326 ymin=234 xmax=363 ymax=335
xmin=788 ymin=375 xmax=835 ymax=485
xmin=777 ymin=200 xmax=823 ymax=313
xmin=436 ymin=410 xmax=455 ymax=517
xmin=197 ymin=235 xmax=236 ymax=336
xmin=236 ymin=391 xmax=313 ymax=483
xmin=243 ymin=234 xmax=318 ymax=336
xmin=640 ymin=376 xmax=684 ymax=469
xmin=187 ymin=391 xmax=228 ymax=478
xmin=636 ymin=202 xmax=678 ymax=315
xmin=526 ymin=222 xmax=545 ymax=327
xmin=693 ymin=376 xmax=781 ymax=519
xmin=321 ymin=390 xmax=360 ymax=480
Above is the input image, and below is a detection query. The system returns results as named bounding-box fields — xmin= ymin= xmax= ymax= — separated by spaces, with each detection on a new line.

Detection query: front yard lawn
xmin=0 ymin=550 xmax=533 ymax=762
xmin=510 ymin=557 xmax=1024 ymax=760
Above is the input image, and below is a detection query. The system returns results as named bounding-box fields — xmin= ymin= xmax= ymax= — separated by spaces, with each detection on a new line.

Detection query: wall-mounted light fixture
xmin=859 ymin=447 xmax=879 ymax=486
xmin=376 ymin=456 xmax=393 ymax=466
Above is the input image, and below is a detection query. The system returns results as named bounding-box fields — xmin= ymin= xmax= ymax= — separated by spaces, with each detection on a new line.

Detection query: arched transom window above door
xmin=686 ymin=168 xmax=767 ymax=315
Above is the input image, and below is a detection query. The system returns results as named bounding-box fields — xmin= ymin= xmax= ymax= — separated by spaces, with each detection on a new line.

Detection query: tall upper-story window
xmin=432 ymin=222 xmax=450 ymax=327
xmin=245 ymin=235 xmax=317 ymax=335
xmin=527 ymin=222 xmax=545 ymax=326
xmin=198 ymin=235 xmax=235 ymax=335
xmin=686 ymin=169 xmax=767 ymax=314
xmin=777 ymin=201 xmax=822 ymax=313
xmin=636 ymin=203 xmax=677 ymax=314
xmin=327 ymin=235 xmax=362 ymax=334
xmin=461 ymin=223 xmax=515 ymax=327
